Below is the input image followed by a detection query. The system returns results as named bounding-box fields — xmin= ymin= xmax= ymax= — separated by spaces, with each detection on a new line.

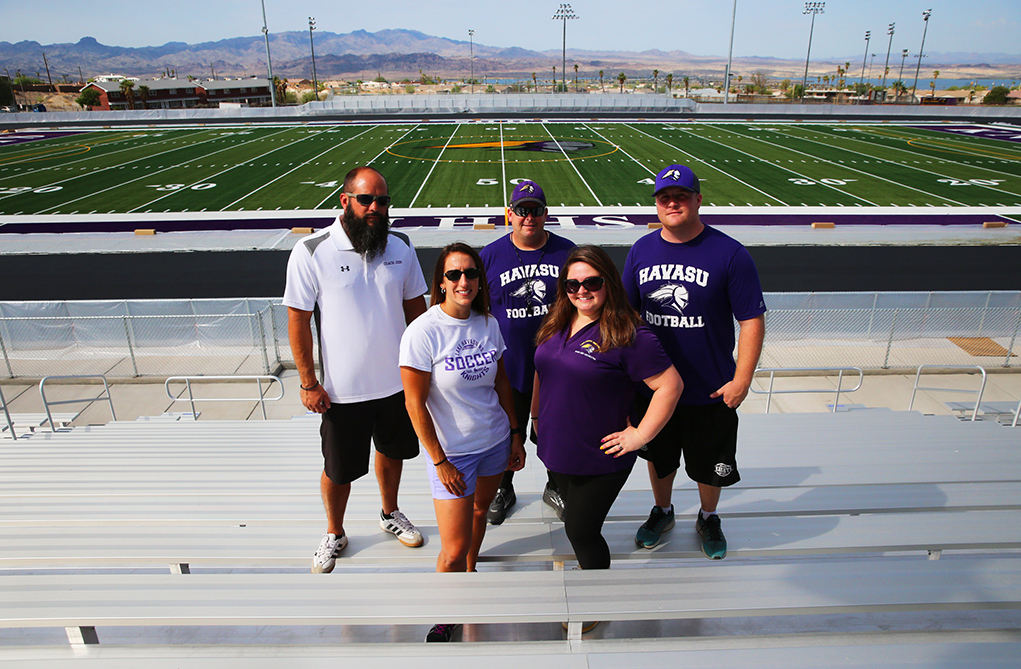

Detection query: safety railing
xmin=1 ymin=385 xmax=17 ymax=440
xmin=750 ymin=367 xmax=864 ymax=414
xmin=908 ymin=365 xmax=988 ymax=422
xmin=164 ymin=376 xmax=285 ymax=420
xmin=39 ymin=375 xmax=117 ymax=431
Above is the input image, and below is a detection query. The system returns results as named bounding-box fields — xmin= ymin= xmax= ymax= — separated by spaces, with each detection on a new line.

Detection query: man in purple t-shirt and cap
xmin=622 ymin=164 xmax=766 ymax=559
xmin=479 ymin=180 xmax=575 ymax=524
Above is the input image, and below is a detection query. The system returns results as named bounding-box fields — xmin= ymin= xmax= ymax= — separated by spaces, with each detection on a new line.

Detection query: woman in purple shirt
xmin=532 ymin=245 xmax=682 ymax=571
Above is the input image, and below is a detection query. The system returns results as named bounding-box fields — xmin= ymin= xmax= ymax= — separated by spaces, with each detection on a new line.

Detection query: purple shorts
xmin=427 ymin=437 xmax=511 ymax=500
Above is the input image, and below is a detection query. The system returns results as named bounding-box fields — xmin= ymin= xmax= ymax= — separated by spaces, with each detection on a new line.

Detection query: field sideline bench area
xmin=1 ymin=408 xmax=1020 ymax=663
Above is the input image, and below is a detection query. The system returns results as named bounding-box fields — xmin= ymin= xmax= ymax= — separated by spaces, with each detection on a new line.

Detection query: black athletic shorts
xmin=320 ymin=391 xmax=419 ymax=485
xmin=634 ymin=394 xmax=740 ymax=487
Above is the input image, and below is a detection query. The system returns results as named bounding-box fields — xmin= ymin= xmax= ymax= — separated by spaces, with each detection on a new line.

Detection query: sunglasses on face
xmin=443 ymin=267 xmax=481 ymax=282
xmin=346 ymin=193 xmax=392 ymax=207
xmin=512 ymin=205 xmax=545 ymax=218
xmin=564 ymin=276 xmax=605 ymax=294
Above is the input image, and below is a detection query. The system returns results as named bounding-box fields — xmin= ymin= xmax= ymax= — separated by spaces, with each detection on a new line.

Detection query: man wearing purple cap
xmin=479 ymin=180 xmax=575 ymax=524
xmin=622 ymin=164 xmax=766 ymax=559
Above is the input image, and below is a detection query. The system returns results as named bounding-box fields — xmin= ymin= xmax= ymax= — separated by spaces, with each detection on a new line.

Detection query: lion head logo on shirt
xmin=648 ymin=283 xmax=689 ymax=315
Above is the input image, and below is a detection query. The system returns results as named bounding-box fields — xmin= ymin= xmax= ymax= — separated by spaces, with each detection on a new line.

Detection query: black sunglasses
xmin=511 ymin=205 xmax=545 ymax=218
xmin=444 ymin=267 xmax=481 ymax=282
xmin=564 ymin=276 xmax=605 ymax=294
xmin=346 ymin=193 xmax=392 ymax=207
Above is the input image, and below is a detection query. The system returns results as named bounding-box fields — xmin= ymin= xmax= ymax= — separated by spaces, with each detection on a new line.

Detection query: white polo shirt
xmin=283 ymin=217 xmax=428 ymax=403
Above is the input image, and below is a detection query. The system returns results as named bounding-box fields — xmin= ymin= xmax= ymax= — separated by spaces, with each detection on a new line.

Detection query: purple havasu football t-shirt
xmin=480 ymin=232 xmax=575 ymax=393
xmin=535 ymin=321 xmax=673 ymax=476
xmin=622 ymin=226 xmax=766 ymax=405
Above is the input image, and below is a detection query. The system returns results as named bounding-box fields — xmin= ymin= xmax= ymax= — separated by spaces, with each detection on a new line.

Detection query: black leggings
xmin=550 ymin=465 xmax=633 ymax=570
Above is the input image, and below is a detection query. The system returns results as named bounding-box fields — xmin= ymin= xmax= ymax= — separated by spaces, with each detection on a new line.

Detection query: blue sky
xmin=5 ymin=0 xmax=1019 ymax=60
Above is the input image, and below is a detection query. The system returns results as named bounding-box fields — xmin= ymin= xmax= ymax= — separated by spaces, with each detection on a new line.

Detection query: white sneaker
xmin=380 ymin=509 xmax=423 ymax=547
xmin=311 ymin=532 xmax=347 ymax=573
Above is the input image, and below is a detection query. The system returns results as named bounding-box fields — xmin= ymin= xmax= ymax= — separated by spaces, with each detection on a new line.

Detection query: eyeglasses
xmin=443 ymin=267 xmax=481 ymax=282
xmin=511 ymin=205 xmax=545 ymax=218
xmin=346 ymin=193 xmax=392 ymax=207
xmin=564 ymin=276 xmax=605 ymax=294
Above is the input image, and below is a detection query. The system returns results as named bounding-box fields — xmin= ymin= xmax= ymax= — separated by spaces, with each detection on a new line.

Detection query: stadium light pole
xmin=800 ymin=2 xmax=825 ymax=104
xmin=880 ymin=22 xmax=894 ymax=92
xmin=911 ymin=9 xmax=932 ymax=105
xmin=309 ymin=17 xmax=318 ymax=101
xmin=857 ymin=31 xmax=871 ymax=104
xmin=897 ymin=48 xmax=909 ymax=102
xmin=468 ymin=29 xmax=475 ymax=94
xmin=260 ymin=0 xmax=276 ymax=108
xmin=724 ymin=0 xmax=737 ymax=105
xmin=551 ymin=4 xmax=578 ymax=93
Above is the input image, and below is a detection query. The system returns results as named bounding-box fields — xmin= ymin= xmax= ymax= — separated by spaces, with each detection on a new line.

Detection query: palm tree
xmin=684 ymin=76 xmax=690 ymax=98
xmin=599 ymin=70 xmax=604 ymax=93
xmin=573 ymin=63 xmax=579 ymax=92
xmin=617 ymin=72 xmax=627 ymax=94
xmin=119 ymin=79 xmax=135 ymax=110
xmin=552 ymin=66 xmax=556 ymax=92
xmin=653 ymin=69 xmax=659 ymax=92
xmin=137 ymin=84 xmax=149 ymax=110
xmin=931 ymin=70 xmax=940 ymax=98
xmin=666 ymin=73 xmax=673 ymax=93
xmin=531 ymin=72 xmax=537 ymax=93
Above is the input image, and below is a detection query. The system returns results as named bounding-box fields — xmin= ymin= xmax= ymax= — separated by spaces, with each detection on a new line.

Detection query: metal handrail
xmin=1 ymin=385 xmax=17 ymax=439
xmin=164 ymin=375 xmax=284 ymax=420
xmin=38 ymin=375 xmax=117 ymax=431
xmin=750 ymin=367 xmax=864 ymax=414
xmin=908 ymin=365 xmax=988 ymax=421
xmin=1011 ymin=397 xmax=1020 ymax=429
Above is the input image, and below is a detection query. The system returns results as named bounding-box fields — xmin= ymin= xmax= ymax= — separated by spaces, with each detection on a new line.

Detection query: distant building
xmin=79 ymin=78 xmax=271 ymax=110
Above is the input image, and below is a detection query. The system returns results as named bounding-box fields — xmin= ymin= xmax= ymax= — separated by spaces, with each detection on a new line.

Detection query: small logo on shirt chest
xmin=339 ymin=266 xmax=351 ymax=272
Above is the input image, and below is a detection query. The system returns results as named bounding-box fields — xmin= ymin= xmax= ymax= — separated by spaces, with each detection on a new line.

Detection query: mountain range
xmin=2 ymin=31 xmax=1018 ymax=83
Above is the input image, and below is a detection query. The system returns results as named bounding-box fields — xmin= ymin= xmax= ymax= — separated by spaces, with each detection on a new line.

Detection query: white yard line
xmin=784 ymin=125 xmax=1021 ymax=201
xmin=219 ymin=125 xmax=374 ymax=211
xmin=583 ymin=124 xmax=656 ymax=175
xmin=628 ymin=124 xmax=788 ymax=206
xmin=409 ymin=124 xmax=458 ymax=208
xmin=127 ymin=128 xmax=328 ymax=213
xmin=28 ymin=127 xmax=299 ymax=214
xmin=0 ymin=129 xmax=243 ymax=203
xmin=540 ymin=123 xmax=602 ymax=205
xmin=500 ymin=122 xmax=508 ymax=210
xmin=314 ymin=125 xmax=420 ymax=208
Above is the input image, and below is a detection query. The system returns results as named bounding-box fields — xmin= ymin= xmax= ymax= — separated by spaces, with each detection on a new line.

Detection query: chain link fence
xmin=1 ymin=293 xmax=1019 ymax=379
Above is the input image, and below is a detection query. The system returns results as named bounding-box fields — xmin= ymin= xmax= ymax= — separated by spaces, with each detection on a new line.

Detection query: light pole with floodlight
xmin=551 ymin=4 xmax=577 ymax=93
xmin=800 ymin=2 xmax=825 ymax=104
xmin=309 ymin=17 xmax=318 ymax=101
xmin=857 ymin=31 xmax=871 ymax=104
xmin=260 ymin=0 xmax=275 ymax=107
xmin=880 ymin=22 xmax=894 ymax=92
xmin=911 ymin=9 xmax=932 ymax=105
xmin=468 ymin=29 xmax=475 ymax=94
xmin=896 ymin=48 xmax=908 ymax=102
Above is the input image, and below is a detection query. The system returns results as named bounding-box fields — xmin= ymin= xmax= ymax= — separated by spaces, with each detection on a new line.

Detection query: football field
xmin=1 ymin=121 xmax=1020 ymax=216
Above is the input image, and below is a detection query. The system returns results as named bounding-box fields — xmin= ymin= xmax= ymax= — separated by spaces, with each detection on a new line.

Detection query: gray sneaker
xmin=311 ymin=532 xmax=348 ymax=574
xmin=542 ymin=484 xmax=566 ymax=521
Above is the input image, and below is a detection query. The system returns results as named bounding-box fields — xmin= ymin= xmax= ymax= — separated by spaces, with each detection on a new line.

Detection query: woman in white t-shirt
xmin=399 ymin=243 xmax=526 ymax=642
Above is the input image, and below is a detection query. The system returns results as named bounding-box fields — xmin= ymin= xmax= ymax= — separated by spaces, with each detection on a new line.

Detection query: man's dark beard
xmin=341 ymin=204 xmax=389 ymax=260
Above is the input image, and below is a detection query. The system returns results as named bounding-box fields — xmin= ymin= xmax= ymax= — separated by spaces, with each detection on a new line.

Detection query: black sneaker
xmin=542 ymin=484 xmax=566 ymax=521
xmin=696 ymin=513 xmax=727 ymax=559
xmin=425 ymin=623 xmax=460 ymax=642
xmin=487 ymin=486 xmax=516 ymax=525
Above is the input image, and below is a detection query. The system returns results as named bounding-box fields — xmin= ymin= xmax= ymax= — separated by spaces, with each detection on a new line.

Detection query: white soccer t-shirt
xmin=283 ymin=219 xmax=428 ymax=403
xmin=399 ymin=305 xmax=509 ymax=456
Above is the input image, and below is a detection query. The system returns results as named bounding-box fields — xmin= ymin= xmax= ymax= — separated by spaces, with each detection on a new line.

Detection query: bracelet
xmin=300 ymin=380 xmax=320 ymax=391
xmin=530 ymin=416 xmax=538 ymax=420
xmin=509 ymin=426 xmax=523 ymax=436
xmin=433 ymin=457 xmax=448 ymax=467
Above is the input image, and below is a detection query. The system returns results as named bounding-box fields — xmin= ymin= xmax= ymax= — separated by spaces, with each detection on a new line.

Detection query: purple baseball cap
xmin=510 ymin=180 xmax=546 ymax=206
xmin=654 ymin=164 xmax=700 ymax=196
